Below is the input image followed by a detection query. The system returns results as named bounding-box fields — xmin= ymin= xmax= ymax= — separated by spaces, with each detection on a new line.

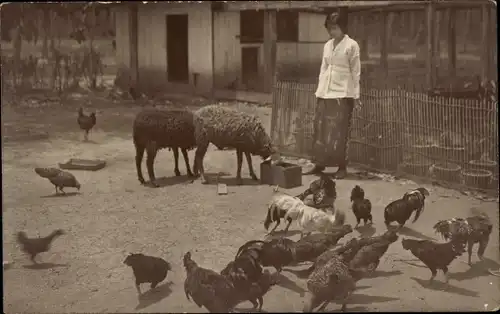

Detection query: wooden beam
xmin=481 ymin=4 xmax=490 ymax=80
xmin=224 ymin=1 xmax=398 ymax=11
xmin=447 ymin=8 xmax=456 ymax=79
xmin=129 ymin=3 xmax=138 ymax=88
xmin=263 ymin=10 xmax=277 ymax=93
xmin=380 ymin=11 xmax=389 ymax=78
xmin=360 ymin=13 xmax=369 ymax=61
xmin=426 ymin=1 xmax=436 ymax=89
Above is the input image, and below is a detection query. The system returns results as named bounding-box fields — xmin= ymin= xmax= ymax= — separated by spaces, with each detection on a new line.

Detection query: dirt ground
xmin=2 ymin=94 xmax=499 ymax=313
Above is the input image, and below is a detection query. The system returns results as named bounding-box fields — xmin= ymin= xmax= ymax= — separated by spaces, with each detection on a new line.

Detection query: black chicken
xmin=434 ymin=214 xmax=493 ymax=265
xmin=401 ymin=238 xmax=466 ymax=283
xmin=234 ymin=238 xmax=296 ymax=273
xmin=348 ymin=231 xmax=399 ymax=274
xmin=34 ymin=167 xmax=81 ymax=194
xmin=221 ymin=241 xmax=264 ymax=286
xmin=183 ymin=251 xmax=236 ymax=313
xmin=384 ymin=187 xmax=429 ymax=230
xmin=77 ymin=107 xmax=97 ymax=141
xmin=222 ymin=268 xmax=278 ymax=311
xmin=296 ymin=174 xmax=337 ymax=210
xmin=350 ymin=185 xmax=373 ymax=227
xmin=294 ymin=224 xmax=354 ymax=264
xmin=17 ymin=229 xmax=65 ymax=264
xmin=123 ymin=253 xmax=172 ymax=296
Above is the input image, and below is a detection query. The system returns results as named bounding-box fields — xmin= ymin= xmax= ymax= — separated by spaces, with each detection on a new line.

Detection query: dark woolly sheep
xmin=133 ymin=108 xmax=197 ymax=187
xmin=193 ymin=104 xmax=275 ymax=184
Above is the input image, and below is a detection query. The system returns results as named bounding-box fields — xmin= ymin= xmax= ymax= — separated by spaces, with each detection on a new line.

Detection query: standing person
xmin=303 ymin=11 xmax=362 ymax=179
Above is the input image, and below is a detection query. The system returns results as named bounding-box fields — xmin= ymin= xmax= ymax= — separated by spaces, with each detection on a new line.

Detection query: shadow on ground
xmin=135 ymin=281 xmax=173 ymax=310
xmin=202 ymin=172 xmax=261 ymax=187
xmin=450 ymin=258 xmax=500 ymax=281
xmin=397 ymin=226 xmax=436 ymax=241
xmin=369 ymin=269 xmax=403 ymax=278
xmin=275 ymin=273 xmax=306 ymax=296
xmin=144 ymin=175 xmax=195 ymax=188
xmin=355 ymin=224 xmax=377 ymax=238
xmin=410 ymin=277 xmax=479 ymax=297
xmin=264 ymin=230 xmax=302 ymax=240
xmin=41 ymin=192 xmax=80 ymax=198
xmin=22 ymin=262 xmax=69 ymax=270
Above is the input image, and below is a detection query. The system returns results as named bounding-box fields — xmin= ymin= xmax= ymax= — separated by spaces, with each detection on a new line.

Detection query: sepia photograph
xmin=2 ymin=1 xmax=498 ymax=312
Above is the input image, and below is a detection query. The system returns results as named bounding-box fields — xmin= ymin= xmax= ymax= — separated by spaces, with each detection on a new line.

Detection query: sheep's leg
xmin=84 ymin=130 xmax=89 ymax=142
xmin=60 ymin=187 xmax=66 ymax=194
xmin=467 ymin=240 xmax=474 ymax=266
xmin=442 ymin=266 xmax=449 ymax=283
xmin=135 ymin=144 xmax=146 ymax=184
xmin=53 ymin=184 xmax=59 ymax=194
xmin=477 ymin=236 xmax=489 ymax=262
xmin=181 ymin=148 xmax=194 ymax=177
xmin=172 ymin=147 xmax=181 ymax=176
xmin=258 ymin=296 xmax=264 ymax=310
xmin=135 ymin=281 xmax=142 ymax=296
xmin=236 ymin=149 xmax=244 ymax=185
xmin=428 ymin=267 xmax=437 ymax=282
xmin=194 ymin=143 xmax=209 ymax=183
xmin=244 ymin=151 xmax=258 ymax=180
xmin=146 ymin=143 xmax=159 ymax=187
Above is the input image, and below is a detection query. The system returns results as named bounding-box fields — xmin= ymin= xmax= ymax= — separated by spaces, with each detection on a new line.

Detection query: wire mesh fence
xmin=0 ymin=49 xmax=104 ymax=95
xmin=272 ymin=79 xmax=498 ymax=193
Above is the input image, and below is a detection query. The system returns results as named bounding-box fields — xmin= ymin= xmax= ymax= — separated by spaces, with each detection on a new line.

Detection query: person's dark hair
xmin=324 ymin=12 xmax=348 ymax=33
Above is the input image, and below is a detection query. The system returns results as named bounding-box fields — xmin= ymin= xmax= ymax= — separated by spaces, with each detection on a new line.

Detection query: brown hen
xmin=17 ymin=229 xmax=65 ymax=264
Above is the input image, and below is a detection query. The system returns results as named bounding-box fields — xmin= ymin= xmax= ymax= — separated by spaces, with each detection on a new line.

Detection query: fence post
xmin=426 ymin=0 xmax=436 ymax=90
xmin=263 ymin=9 xmax=277 ymax=94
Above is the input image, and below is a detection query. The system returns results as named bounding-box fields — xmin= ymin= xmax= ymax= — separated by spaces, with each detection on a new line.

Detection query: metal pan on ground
xmin=59 ymin=158 xmax=107 ymax=171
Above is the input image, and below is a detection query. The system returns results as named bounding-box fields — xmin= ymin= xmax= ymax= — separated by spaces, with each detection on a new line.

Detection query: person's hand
xmin=354 ymin=99 xmax=363 ymax=111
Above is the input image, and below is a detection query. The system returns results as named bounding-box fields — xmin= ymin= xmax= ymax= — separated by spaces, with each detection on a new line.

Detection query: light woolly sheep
xmin=133 ymin=108 xmax=197 ymax=187
xmin=192 ymin=104 xmax=275 ymax=184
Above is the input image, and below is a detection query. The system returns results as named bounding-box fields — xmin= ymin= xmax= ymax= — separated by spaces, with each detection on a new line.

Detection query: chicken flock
xmin=17 ymin=107 xmax=496 ymax=312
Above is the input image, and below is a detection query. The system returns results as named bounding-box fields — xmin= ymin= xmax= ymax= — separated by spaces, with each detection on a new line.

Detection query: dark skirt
xmin=310 ymin=98 xmax=355 ymax=167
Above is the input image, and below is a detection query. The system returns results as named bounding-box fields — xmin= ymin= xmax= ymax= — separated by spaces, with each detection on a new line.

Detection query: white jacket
xmin=315 ymin=35 xmax=361 ymax=100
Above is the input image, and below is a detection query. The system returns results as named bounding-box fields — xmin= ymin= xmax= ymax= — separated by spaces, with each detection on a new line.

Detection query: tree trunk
xmin=13 ymin=26 xmax=23 ymax=86
xmin=462 ymin=9 xmax=471 ymax=53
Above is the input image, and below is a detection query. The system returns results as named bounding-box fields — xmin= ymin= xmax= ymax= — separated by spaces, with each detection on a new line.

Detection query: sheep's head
xmin=258 ymin=142 xmax=276 ymax=160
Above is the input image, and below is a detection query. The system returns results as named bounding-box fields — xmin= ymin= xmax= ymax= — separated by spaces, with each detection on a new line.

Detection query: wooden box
xmin=260 ymin=161 xmax=302 ymax=189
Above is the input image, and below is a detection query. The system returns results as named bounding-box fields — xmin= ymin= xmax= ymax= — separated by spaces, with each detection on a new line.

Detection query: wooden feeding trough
xmin=260 ymin=160 xmax=302 ymax=189
xmin=432 ymin=162 xmax=462 ymax=184
xmin=461 ymin=169 xmax=492 ymax=190
xmin=59 ymin=159 xmax=107 ymax=171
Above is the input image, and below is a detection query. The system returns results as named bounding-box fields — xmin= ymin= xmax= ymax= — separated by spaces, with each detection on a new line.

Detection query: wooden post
xmin=380 ymin=11 xmax=389 ymax=78
xmin=263 ymin=9 xmax=277 ymax=93
xmin=433 ymin=9 xmax=440 ymax=84
xmin=480 ymin=4 xmax=490 ymax=80
xmin=447 ymin=8 xmax=456 ymax=79
xmin=360 ymin=13 xmax=369 ymax=61
xmin=129 ymin=4 xmax=139 ymax=89
xmin=426 ymin=1 xmax=435 ymax=90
